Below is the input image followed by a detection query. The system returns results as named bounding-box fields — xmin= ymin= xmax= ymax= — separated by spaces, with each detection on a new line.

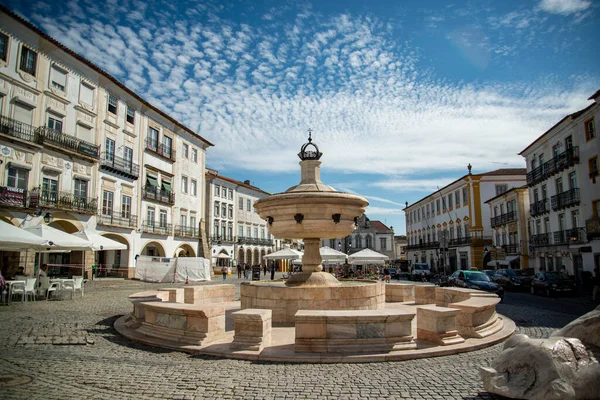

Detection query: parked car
xmin=448 ymin=270 xmax=504 ymax=300
xmin=530 ymin=272 xmax=576 ymax=297
xmin=493 ymin=269 xmax=533 ymax=291
xmin=482 ymin=269 xmax=497 ymax=280
xmin=409 ymin=263 xmax=431 ymax=281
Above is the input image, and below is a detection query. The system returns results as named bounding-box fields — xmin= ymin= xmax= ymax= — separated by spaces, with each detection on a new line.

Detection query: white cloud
xmin=539 ymin=0 xmax=591 ymax=15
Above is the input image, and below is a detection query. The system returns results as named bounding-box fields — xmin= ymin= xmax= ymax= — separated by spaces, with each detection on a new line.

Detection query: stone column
xmin=302 ymin=238 xmax=322 ymax=273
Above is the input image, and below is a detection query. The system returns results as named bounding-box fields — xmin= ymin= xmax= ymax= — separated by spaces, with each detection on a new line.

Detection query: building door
xmin=573 ymin=254 xmax=583 ymax=285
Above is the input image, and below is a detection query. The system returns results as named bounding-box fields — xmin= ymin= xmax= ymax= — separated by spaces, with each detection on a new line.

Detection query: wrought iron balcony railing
xmin=550 ymin=188 xmax=580 ymax=211
xmin=97 ymin=211 xmax=138 ymax=229
xmin=100 ymin=152 xmax=139 ymax=179
xmin=141 ymin=221 xmax=172 ymax=235
xmin=491 ymin=211 xmax=517 ymax=228
xmin=36 ymin=126 xmax=100 ymax=159
xmin=0 ymin=115 xmax=39 ymax=144
xmin=503 ymin=243 xmax=520 ymax=254
xmin=174 ymin=225 xmax=199 ymax=238
xmin=142 ymin=185 xmax=175 ymax=205
xmin=37 ymin=189 xmax=98 ymax=214
xmin=449 ymin=236 xmax=472 ymax=247
xmin=210 ymin=235 xmax=235 ymax=244
xmin=526 ymin=146 xmax=579 ymax=186
xmin=530 ymin=198 xmax=549 ymax=217
xmin=145 ymin=139 xmax=176 ymax=161
xmin=530 ymin=233 xmax=551 ymax=246
xmin=237 ymin=236 xmax=273 ymax=246
xmin=554 ymin=228 xmax=586 ymax=245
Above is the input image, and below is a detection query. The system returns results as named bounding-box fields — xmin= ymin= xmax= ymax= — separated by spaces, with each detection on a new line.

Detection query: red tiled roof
xmin=370 ymin=220 xmax=392 ymax=232
xmin=480 ymin=168 xmax=527 ymax=176
xmin=588 ymin=89 xmax=600 ymax=101
xmin=484 ymin=185 xmax=528 ymax=204
xmin=0 ymin=5 xmax=213 ymax=148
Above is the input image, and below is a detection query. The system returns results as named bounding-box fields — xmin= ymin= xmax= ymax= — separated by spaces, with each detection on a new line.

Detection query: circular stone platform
xmin=115 ymin=301 xmax=516 ymax=364
xmin=240 ymin=280 xmax=384 ymax=326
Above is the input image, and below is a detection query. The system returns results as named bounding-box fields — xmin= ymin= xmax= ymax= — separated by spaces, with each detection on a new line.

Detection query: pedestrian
xmin=263 ymin=264 xmax=267 ymax=276
xmin=237 ymin=263 xmax=242 ymax=279
xmin=244 ymin=264 xmax=250 ymax=280
xmin=383 ymin=267 xmax=391 ymax=283
xmin=270 ymin=262 xmax=275 ymax=280
xmin=221 ymin=265 xmax=228 ymax=280
xmin=593 ymin=267 xmax=600 ymax=302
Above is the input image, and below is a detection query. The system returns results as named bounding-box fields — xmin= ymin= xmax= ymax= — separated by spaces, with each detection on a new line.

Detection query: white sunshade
xmin=24 ymin=224 xmax=93 ymax=251
xmin=486 ymin=255 xmax=520 ymax=267
xmin=0 ymin=220 xmax=49 ymax=250
xmin=319 ymin=246 xmax=347 ymax=263
xmin=348 ymin=248 xmax=390 ymax=265
xmin=263 ymin=248 xmax=304 ymax=260
xmin=73 ymin=230 xmax=127 ymax=251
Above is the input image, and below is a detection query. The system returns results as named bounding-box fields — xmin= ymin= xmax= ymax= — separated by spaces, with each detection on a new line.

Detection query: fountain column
xmin=301 ymin=238 xmax=322 ymax=273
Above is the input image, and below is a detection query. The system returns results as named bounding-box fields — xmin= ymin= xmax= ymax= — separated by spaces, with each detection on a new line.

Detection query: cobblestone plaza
xmin=0 ymin=277 xmax=596 ymax=400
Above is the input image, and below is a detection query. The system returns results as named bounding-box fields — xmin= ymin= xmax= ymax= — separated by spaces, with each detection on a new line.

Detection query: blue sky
xmin=5 ymin=0 xmax=600 ymax=235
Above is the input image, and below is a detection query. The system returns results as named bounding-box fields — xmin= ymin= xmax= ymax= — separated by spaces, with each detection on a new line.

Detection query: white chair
xmin=61 ymin=279 xmax=75 ymax=300
xmin=23 ymin=278 xmax=37 ymax=302
xmin=10 ymin=281 xmax=26 ymax=303
xmin=38 ymin=276 xmax=60 ymax=300
xmin=71 ymin=276 xmax=84 ymax=297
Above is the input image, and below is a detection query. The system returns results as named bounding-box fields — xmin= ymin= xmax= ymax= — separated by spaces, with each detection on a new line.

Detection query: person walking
xmin=270 ymin=262 xmax=275 ymax=280
xmin=263 ymin=264 xmax=267 ymax=277
xmin=237 ymin=263 xmax=242 ymax=279
xmin=244 ymin=264 xmax=250 ymax=280
xmin=221 ymin=265 xmax=228 ymax=280
xmin=593 ymin=267 xmax=600 ymax=302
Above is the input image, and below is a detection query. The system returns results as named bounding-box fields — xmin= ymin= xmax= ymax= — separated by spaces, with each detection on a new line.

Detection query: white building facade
xmin=404 ymin=168 xmax=527 ymax=273
xmin=204 ymin=169 xmax=274 ymax=270
xmin=519 ymin=90 xmax=600 ymax=282
xmin=0 ymin=8 xmax=212 ymax=278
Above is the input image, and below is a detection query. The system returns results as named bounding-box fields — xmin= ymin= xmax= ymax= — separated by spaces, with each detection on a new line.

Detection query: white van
xmin=410 ymin=263 xmax=431 ymax=281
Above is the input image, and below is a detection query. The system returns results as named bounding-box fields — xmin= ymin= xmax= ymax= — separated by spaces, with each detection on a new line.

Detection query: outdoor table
xmin=6 ymin=280 xmax=26 ymax=304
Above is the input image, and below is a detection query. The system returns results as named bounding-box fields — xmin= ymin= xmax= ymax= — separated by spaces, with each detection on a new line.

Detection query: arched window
xmin=366 ymin=234 xmax=373 ymax=249
xmin=355 ymin=235 xmax=362 ymax=248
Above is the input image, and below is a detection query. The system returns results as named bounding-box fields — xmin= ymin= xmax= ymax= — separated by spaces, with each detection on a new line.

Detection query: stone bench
xmin=414 ymin=285 xmax=436 ymax=305
xmin=128 ymin=290 xmax=168 ymax=320
xmin=231 ymin=309 xmax=272 ymax=351
xmin=385 ymin=283 xmax=414 ymax=302
xmin=158 ymin=287 xmax=185 ymax=303
xmin=184 ymin=284 xmax=235 ymax=305
xmin=294 ymin=309 xmax=416 ymax=353
xmin=416 ymin=305 xmax=465 ymax=346
xmin=435 ymin=287 xmax=497 ymax=307
xmin=448 ymin=297 xmax=502 ymax=338
xmin=136 ymin=302 xmax=226 ymax=345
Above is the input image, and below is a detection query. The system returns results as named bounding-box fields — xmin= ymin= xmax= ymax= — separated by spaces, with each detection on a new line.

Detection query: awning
xmin=162 ymin=181 xmax=172 ymax=192
xmin=73 ymin=230 xmax=127 ymax=251
xmin=24 ymin=224 xmax=93 ymax=251
xmin=348 ymin=248 xmax=389 ymax=265
xmin=263 ymin=248 xmax=303 ymax=260
xmin=146 ymin=176 xmax=158 ymax=187
xmin=0 ymin=220 xmax=49 ymax=250
xmin=487 ymin=255 xmax=520 ymax=267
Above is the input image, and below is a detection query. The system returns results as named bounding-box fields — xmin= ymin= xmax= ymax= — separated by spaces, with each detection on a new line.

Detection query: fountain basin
xmin=240 ymin=280 xmax=385 ymax=326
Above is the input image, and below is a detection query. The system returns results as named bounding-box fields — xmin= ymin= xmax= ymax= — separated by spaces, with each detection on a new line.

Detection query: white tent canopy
xmin=319 ymin=246 xmax=347 ymax=263
xmin=24 ymin=224 xmax=93 ymax=251
xmin=348 ymin=248 xmax=389 ymax=265
xmin=263 ymin=248 xmax=303 ymax=260
xmin=72 ymin=230 xmax=127 ymax=251
xmin=0 ymin=220 xmax=49 ymax=250
xmin=486 ymin=255 xmax=520 ymax=267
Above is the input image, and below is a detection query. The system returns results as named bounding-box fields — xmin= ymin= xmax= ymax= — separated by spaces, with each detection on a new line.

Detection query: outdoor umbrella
xmin=263 ymin=248 xmax=303 ymax=260
xmin=319 ymin=246 xmax=347 ymax=263
xmin=72 ymin=229 xmax=127 ymax=251
xmin=23 ymin=224 xmax=93 ymax=251
xmin=348 ymin=248 xmax=389 ymax=265
xmin=0 ymin=220 xmax=49 ymax=250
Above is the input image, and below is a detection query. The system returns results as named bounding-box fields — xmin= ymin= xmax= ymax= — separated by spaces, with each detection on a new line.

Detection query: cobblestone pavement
xmin=0 ymin=276 xmax=597 ymax=400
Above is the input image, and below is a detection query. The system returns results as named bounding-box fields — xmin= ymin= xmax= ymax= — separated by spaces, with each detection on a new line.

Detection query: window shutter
xmin=80 ymin=83 xmax=94 ymax=105
xmin=51 ymin=66 xmax=67 ymax=90
xmin=13 ymin=103 xmax=33 ymax=124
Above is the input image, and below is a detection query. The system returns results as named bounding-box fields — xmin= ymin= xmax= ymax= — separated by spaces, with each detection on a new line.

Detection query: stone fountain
xmin=253 ymin=132 xmax=369 ymax=287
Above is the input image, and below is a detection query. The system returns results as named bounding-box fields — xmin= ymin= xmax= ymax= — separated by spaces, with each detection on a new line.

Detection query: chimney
xmin=244 ymin=180 xmax=251 ymax=185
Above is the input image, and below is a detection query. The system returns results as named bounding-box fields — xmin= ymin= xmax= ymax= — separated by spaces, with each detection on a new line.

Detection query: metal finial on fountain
xmin=298 ymin=128 xmax=323 ymax=160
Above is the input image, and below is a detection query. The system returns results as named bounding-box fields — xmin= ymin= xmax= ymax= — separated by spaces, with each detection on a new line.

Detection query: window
xmin=246 ymin=227 xmax=251 ymax=238
xmin=585 ymin=118 xmax=596 ymax=141
xmin=541 ymin=184 xmax=547 ymax=199
xmin=19 ymin=46 xmax=37 ymax=76
xmin=448 ymin=194 xmax=453 ymax=208
xmin=455 ymin=191 xmax=460 ymax=207
xmin=221 ymin=224 xmax=226 ymax=238
xmin=102 ymin=191 xmax=114 ymax=215
xmin=214 ymin=202 xmax=220 ymax=217
xmin=228 ymin=205 xmax=233 ymax=219
xmin=190 ymin=216 xmax=196 ymax=229
xmin=221 ymin=204 xmax=226 ymax=217
xmin=593 ymin=200 xmax=600 ymax=218
xmin=552 ymin=143 xmax=560 ymax=158
xmin=42 ymin=177 xmax=58 ymax=204
xmin=558 ymin=213 xmax=565 ymax=231
xmin=148 ymin=127 xmax=159 ymax=150
xmin=146 ymin=174 xmax=158 ymax=189
xmin=108 ymin=95 xmax=117 ymax=115
xmin=565 ymin=135 xmax=573 ymax=149
xmin=238 ymin=225 xmax=243 ymax=238
xmin=571 ymin=210 xmax=579 ymax=229
xmin=254 ymin=227 xmax=258 ymax=238
xmin=0 ymin=32 xmax=8 ymax=62
xmin=495 ymin=184 xmax=508 ymax=195
xmin=74 ymin=179 xmax=88 ymax=200
xmin=124 ymin=147 xmax=133 ymax=168
xmin=228 ymin=223 xmax=233 ymax=240
xmin=442 ymin=197 xmax=447 ymax=212
xmin=122 ymin=195 xmax=132 ymax=218
xmin=147 ymin=207 xmax=155 ymax=225
xmin=190 ymin=179 xmax=197 ymax=196
xmin=426 ymin=204 xmax=430 ymax=217
xmin=261 ymin=228 xmax=265 ymax=239
xmin=247 ymin=199 xmax=251 ymax=211
xmin=462 ymin=187 xmax=468 ymax=204
xmin=569 ymin=172 xmax=577 ymax=190
xmin=80 ymin=83 xmax=95 ymax=106
xmin=531 ymin=158 xmax=537 ymax=170
xmin=228 ymin=189 xmax=233 ymax=200
xmin=556 ymin=177 xmax=563 ymax=194
xmin=126 ymin=105 xmax=135 ymax=124
xmin=13 ymin=102 xmax=33 ymax=125
xmin=7 ymin=167 xmax=28 ymax=190
xmin=180 ymin=214 xmax=187 ymax=227
xmin=214 ymin=221 xmax=219 ymax=236
xmin=182 ymin=143 xmax=189 ymax=158
xmin=436 ymin=199 xmax=440 ymax=213
xmin=159 ymin=210 xmax=167 ymax=227
xmin=222 ymin=188 xmax=227 ymax=199
xmin=380 ymin=238 xmax=387 ymax=250
xmin=191 ymin=148 xmax=198 ymax=163
xmin=589 ymin=156 xmax=599 ymax=180
xmin=162 ymin=135 xmax=172 ymax=155
xmin=181 ymin=176 xmax=188 ymax=194
xmin=239 ymin=197 xmax=243 ymax=210
xmin=50 ymin=66 xmax=67 ymax=92
xmin=105 ymin=138 xmax=115 ymax=161
xmin=215 ymin=185 xmax=220 ymax=197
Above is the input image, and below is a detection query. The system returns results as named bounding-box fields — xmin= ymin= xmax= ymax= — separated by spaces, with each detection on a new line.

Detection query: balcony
xmin=100 ymin=153 xmax=139 ymax=179
xmin=526 ymin=146 xmax=579 ymax=186
xmin=0 ymin=186 xmax=35 ymax=209
xmin=503 ymin=243 xmax=520 ymax=254
xmin=210 ymin=235 xmax=235 ymax=244
xmin=449 ymin=236 xmax=472 ymax=247
xmin=141 ymin=221 xmax=172 ymax=235
xmin=97 ymin=211 xmax=138 ymax=229
xmin=0 ymin=115 xmax=39 ymax=145
xmin=237 ymin=236 xmax=273 ymax=246
xmin=530 ymin=233 xmax=551 ymax=246
xmin=142 ymin=185 xmax=175 ymax=205
xmin=145 ymin=139 xmax=176 ymax=162
xmin=554 ymin=228 xmax=587 ymax=245
xmin=38 ymin=189 xmax=98 ymax=214
xmin=530 ymin=198 xmax=549 ymax=217
xmin=586 ymin=217 xmax=600 ymax=240
xmin=550 ymin=188 xmax=580 ymax=211
xmin=175 ymin=225 xmax=199 ymax=238
xmin=490 ymin=211 xmax=517 ymax=228
xmin=36 ymin=126 xmax=100 ymax=160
